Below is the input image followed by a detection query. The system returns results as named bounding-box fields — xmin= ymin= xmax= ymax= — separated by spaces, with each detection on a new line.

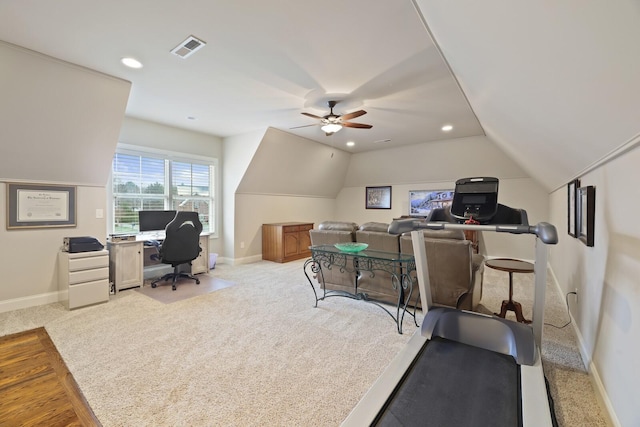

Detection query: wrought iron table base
xmin=303 ymin=252 xmax=418 ymax=334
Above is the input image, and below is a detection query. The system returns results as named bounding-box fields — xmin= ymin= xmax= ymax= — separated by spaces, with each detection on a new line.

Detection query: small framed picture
xmin=567 ymin=179 xmax=580 ymax=237
xmin=577 ymin=185 xmax=595 ymax=247
xmin=365 ymin=186 xmax=392 ymax=209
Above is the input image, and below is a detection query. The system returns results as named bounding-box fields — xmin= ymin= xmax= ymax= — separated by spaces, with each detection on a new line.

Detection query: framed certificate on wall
xmin=6 ymin=182 xmax=77 ymax=229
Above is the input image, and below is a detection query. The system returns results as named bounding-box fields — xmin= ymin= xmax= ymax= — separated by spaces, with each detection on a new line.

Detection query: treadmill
xmin=341 ymin=177 xmax=558 ymax=427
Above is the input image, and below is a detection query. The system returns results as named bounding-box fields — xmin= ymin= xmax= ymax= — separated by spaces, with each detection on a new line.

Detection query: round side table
xmin=485 ymin=258 xmax=534 ymax=324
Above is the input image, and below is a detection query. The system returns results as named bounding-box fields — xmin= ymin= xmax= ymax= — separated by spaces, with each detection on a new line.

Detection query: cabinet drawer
xmin=283 ymin=225 xmax=299 ymax=232
xmin=69 ymin=255 xmax=109 ymax=271
xmin=69 ymin=267 xmax=109 ymax=285
xmin=68 ymin=279 xmax=109 ymax=309
xmin=299 ymin=223 xmax=314 ymax=231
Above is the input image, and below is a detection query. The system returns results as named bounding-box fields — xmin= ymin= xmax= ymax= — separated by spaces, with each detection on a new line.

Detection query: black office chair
xmin=150 ymin=211 xmax=203 ymax=291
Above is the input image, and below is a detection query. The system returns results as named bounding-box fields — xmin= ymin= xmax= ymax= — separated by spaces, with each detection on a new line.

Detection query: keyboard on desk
xmin=138 ymin=232 xmax=165 ymax=241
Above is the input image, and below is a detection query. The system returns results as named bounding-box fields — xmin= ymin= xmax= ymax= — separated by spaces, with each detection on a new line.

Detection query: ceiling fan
xmin=292 ymin=100 xmax=373 ymax=136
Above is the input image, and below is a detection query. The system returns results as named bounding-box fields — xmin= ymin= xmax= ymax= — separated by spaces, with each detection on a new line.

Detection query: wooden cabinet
xmin=464 ymin=230 xmax=479 ymax=253
xmin=262 ymin=222 xmax=313 ymax=263
xmin=58 ymin=250 xmax=110 ymax=310
xmin=108 ymin=241 xmax=144 ymax=291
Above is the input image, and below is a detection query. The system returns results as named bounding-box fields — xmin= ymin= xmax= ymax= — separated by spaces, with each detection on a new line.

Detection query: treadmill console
xmin=450 ymin=177 xmax=499 ymax=223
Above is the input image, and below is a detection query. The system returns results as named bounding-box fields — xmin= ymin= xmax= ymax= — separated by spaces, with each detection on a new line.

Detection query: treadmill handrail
xmin=388 ymin=219 xmax=558 ymax=245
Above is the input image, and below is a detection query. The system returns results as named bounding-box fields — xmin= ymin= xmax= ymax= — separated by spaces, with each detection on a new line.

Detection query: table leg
xmin=494 ymin=271 xmax=531 ymax=323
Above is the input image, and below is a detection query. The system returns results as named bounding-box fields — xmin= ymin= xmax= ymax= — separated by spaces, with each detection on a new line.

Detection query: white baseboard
xmin=549 ymin=265 xmax=619 ymax=427
xmin=586 ymin=350 xmax=621 ymax=427
xmin=0 ymin=291 xmax=61 ymax=314
xmin=216 ymin=254 xmax=262 ymax=266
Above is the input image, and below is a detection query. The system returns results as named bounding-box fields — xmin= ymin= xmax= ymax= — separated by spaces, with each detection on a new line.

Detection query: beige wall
xmin=233 ymin=194 xmax=334 ymax=263
xmin=232 ymin=132 xmax=547 ymax=261
xmin=222 ymin=129 xmax=268 ymax=262
xmin=0 ymin=42 xmax=129 ymax=313
xmin=548 ymin=143 xmax=640 ymax=427
xmin=0 ymin=184 xmax=108 ymax=311
xmin=0 ymin=41 xmax=130 ymax=185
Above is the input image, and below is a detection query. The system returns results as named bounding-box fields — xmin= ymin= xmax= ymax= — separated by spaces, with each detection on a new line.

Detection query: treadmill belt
xmin=375 ymin=337 xmax=521 ymax=427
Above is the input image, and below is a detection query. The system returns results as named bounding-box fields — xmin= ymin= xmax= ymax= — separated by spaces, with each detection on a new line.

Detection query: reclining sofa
xmin=308 ymin=221 xmax=484 ymax=311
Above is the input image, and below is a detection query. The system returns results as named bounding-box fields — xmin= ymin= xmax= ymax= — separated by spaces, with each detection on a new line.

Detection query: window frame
xmin=108 ymin=143 xmax=219 ymax=238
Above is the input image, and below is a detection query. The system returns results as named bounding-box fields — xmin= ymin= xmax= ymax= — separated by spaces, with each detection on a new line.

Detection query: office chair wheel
xmin=151 ymin=283 xmax=157 ymax=288
xmin=196 ymin=278 xmax=200 ymax=284
xmin=172 ymin=284 xmax=177 ymax=291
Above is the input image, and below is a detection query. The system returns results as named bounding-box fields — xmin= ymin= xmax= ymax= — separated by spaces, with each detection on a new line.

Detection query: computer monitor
xmin=138 ymin=210 xmax=177 ymax=232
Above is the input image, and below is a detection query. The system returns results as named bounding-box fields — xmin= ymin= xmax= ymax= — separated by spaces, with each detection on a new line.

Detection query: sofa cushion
xmin=420 ymin=229 xmax=465 ymax=240
xmin=358 ymin=222 xmax=390 ymax=233
xmin=318 ymin=221 xmax=358 ymax=232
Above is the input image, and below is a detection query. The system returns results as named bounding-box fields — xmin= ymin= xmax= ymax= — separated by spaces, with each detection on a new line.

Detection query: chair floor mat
xmin=135 ymin=274 xmax=235 ymax=304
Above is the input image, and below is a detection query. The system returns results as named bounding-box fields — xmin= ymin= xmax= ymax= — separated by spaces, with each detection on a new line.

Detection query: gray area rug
xmin=0 ymin=259 xmax=607 ymax=426
xmin=136 ymin=275 xmax=235 ymax=304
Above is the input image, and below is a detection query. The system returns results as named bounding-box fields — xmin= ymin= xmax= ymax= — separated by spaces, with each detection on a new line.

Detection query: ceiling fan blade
xmin=342 ymin=122 xmax=373 ymax=129
xmin=301 ymin=112 xmax=323 ymax=119
xmin=340 ymin=110 xmax=367 ymax=121
xmin=290 ymin=123 xmax=320 ymax=129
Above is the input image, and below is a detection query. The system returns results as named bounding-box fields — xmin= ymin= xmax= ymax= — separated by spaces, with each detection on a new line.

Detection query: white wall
xmin=0 ymin=41 xmax=130 ymax=186
xmin=234 ymin=194 xmax=335 ymax=262
xmin=414 ymin=0 xmax=640 ymax=192
xmin=548 ymin=144 xmax=640 ymax=427
xmin=0 ymin=41 xmax=129 ymax=313
xmin=222 ymin=129 xmax=268 ymax=261
xmin=344 ymin=135 xmax=528 ymax=187
xmin=231 ymin=128 xmax=352 ymax=261
xmin=238 ymin=128 xmax=351 ymax=198
xmin=0 ymin=184 xmax=107 ymax=312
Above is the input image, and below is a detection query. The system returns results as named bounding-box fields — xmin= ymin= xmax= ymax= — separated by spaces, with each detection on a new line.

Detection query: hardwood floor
xmin=0 ymin=327 xmax=100 ymax=426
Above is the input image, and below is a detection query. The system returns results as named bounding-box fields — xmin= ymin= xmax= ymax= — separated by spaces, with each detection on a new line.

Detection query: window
xmin=110 ymin=148 xmax=217 ymax=235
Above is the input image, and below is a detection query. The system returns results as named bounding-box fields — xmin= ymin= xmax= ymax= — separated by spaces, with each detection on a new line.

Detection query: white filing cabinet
xmin=191 ymin=235 xmax=210 ymax=274
xmin=58 ymin=250 xmax=110 ymax=310
xmin=108 ymin=240 xmax=144 ymax=291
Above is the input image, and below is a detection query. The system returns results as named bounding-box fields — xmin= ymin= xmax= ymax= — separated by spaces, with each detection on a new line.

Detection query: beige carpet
xmin=136 ymin=275 xmax=235 ymax=304
xmin=0 ymin=259 xmax=608 ymax=426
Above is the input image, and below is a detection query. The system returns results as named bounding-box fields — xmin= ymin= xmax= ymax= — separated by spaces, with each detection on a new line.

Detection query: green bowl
xmin=334 ymin=242 xmax=368 ymax=253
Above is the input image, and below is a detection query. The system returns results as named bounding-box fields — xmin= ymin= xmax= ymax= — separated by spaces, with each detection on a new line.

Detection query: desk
xmin=108 ymin=233 xmax=209 ymax=292
xmin=303 ymin=245 xmax=417 ymax=334
xmin=485 ymin=258 xmax=534 ymax=324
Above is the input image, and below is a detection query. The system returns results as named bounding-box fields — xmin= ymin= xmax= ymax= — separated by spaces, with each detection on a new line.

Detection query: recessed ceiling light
xmin=346 ymin=141 xmax=355 ymax=147
xmin=441 ymin=124 xmax=453 ymax=132
xmin=121 ymin=57 xmax=143 ymax=69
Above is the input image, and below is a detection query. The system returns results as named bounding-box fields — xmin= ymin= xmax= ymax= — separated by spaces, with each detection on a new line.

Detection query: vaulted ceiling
xmin=1 ymin=0 xmax=638 ymax=191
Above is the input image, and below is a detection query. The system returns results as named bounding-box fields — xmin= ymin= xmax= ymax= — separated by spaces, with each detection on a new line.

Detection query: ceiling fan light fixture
xmin=321 ymin=123 xmax=342 ymax=135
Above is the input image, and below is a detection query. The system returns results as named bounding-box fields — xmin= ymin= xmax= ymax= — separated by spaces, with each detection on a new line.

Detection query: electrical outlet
xmin=240 ymin=241 xmax=245 ymax=249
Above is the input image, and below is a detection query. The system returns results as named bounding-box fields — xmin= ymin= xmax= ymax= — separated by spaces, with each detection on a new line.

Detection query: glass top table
xmin=303 ymin=245 xmax=418 ymax=334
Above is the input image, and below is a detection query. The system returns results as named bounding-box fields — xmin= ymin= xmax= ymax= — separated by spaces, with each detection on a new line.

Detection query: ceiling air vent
xmin=170 ymin=35 xmax=206 ymax=59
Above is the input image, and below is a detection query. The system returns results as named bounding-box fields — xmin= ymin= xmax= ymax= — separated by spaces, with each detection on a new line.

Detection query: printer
xmin=63 ymin=236 xmax=104 ymax=253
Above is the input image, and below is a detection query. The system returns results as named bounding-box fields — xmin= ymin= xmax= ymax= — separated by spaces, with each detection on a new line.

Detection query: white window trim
xmin=108 ymin=143 xmax=220 ymax=238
